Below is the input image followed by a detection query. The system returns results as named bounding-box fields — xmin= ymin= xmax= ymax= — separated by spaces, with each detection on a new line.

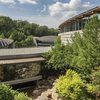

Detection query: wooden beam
xmin=0 ymin=57 xmax=46 ymax=65
xmin=1 ymin=75 xmax=42 ymax=85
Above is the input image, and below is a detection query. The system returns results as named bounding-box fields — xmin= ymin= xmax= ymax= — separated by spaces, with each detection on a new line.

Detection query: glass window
xmin=97 ymin=14 xmax=100 ymax=19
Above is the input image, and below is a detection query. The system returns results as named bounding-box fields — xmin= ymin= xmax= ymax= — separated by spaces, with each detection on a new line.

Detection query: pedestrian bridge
xmin=0 ymin=47 xmax=51 ymax=65
xmin=0 ymin=47 xmax=51 ymax=85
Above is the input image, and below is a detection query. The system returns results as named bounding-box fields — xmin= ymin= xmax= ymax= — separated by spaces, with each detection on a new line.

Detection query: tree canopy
xmin=0 ymin=16 xmax=59 ymax=48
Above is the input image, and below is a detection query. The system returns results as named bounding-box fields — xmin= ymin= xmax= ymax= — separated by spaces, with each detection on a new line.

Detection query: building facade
xmin=59 ymin=6 xmax=100 ymax=44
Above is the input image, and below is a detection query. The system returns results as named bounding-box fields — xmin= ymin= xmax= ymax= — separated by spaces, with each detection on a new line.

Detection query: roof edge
xmin=59 ymin=6 xmax=100 ymax=28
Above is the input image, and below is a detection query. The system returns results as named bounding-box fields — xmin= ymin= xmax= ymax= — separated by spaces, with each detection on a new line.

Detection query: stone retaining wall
xmin=0 ymin=63 xmax=41 ymax=81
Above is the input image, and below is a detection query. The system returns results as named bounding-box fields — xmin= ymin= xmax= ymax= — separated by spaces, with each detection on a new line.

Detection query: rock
xmin=41 ymin=92 xmax=47 ymax=96
xmin=52 ymin=92 xmax=59 ymax=100
xmin=22 ymin=68 xmax=27 ymax=72
xmin=33 ymin=90 xmax=39 ymax=94
xmin=21 ymin=74 xmax=25 ymax=78
xmin=36 ymin=95 xmax=48 ymax=100
xmin=47 ymin=93 xmax=52 ymax=99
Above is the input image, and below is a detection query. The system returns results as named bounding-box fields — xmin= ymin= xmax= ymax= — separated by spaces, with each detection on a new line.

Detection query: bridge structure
xmin=0 ymin=47 xmax=51 ymax=85
xmin=0 ymin=47 xmax=51 ymax=65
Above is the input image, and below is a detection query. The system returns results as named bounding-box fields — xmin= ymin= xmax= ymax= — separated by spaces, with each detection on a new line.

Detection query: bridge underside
xmin=0 ymin=47 xmax=50 ymax=85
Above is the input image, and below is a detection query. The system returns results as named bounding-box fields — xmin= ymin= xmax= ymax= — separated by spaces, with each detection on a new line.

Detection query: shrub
xmin=67 ymin=16 xmax=100 ymax=75
xmin=55 ymin=69 xmax=91 ymax=100
xmin=90 ymin=66 xmax=100 ymax=99
xmin=44 ymin=37 xmax=68 ymax=70
xmin=0 ymin=84 xmax=14 ymax=100
xmin=91 ymin=66 xmax=100 ymax=92
xmin=0 ymin=84 xmax=31 ymax=100
xmin=14 ymin=93 xmax=32 ymax=100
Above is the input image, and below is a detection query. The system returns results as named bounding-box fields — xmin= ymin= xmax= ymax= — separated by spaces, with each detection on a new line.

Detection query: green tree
xmin=48 ymin=28 xmax=59 ymax=36
xmin=10 ymin=30 xmax=26 ymax=42
xmin=45 ymin=16 xmax=100 ymax=76
xmin=0 ymin=16 xmax=59 ymax=48
xmin=0 ymin=16 xmax=14 ymax=38
xmin=36 ymin=26 xmax=48 ymax=36
xmin=44 ymin=37 xmax=68 ymax=70
xmin=25 ymin=36 xmax=34 ymax=47
xmin=67 ymin=16 xmax=100 ymax=77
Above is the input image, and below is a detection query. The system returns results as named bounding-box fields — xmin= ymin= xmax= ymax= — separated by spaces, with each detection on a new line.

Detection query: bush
xmin=90 ymin=66 xmax=100 ymax=99
xmin=55 ymin=69 xmax=91 ymax=100
xmin=0 ymin=84 xmax=14 ymax=100
xmin=14 ymin=93 xmax=31 ymax=100
xmin=67 ymin=16 xmax=100 ymax=76
xmin=91 ymin=66 xmax=100 ymax=92
xmin=44 ymin=37 xmax=68 ymax=70
xmin=0 ymin=84 xmax=31 ymax=100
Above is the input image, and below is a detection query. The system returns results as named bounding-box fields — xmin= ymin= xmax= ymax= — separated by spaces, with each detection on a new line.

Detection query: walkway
xmin=0 ymin=47 xmax=51 ymax=65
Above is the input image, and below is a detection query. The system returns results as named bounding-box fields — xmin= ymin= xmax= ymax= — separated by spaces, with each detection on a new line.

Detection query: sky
xmin=0 ymin=0 xmax=100 ymax=28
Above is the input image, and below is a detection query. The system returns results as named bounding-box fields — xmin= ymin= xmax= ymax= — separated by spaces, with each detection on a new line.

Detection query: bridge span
xmin=0 ymin=47 xmax=51 ymax=85
xmin=0 ymin=47 xmax=51 ymax=65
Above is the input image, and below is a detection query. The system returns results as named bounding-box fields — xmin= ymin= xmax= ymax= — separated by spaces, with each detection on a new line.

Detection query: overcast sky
xmin=0 ymin=0 xmax=99 ymax=28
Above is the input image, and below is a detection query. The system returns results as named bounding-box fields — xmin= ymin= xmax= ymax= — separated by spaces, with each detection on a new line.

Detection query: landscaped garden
xmin=43 ymin=15 xmax=100 ymax=100
xmin=0 ymin=16 xmax=100 ymax=100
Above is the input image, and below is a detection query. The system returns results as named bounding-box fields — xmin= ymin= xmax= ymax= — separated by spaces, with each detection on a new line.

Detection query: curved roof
xmin=0 ymin=39 xmax=14 ymax=48
xmin=33 ymin=36 xmax=58 ymax=46
xmin=59 ymin=6 xmax=100 ymax=28
xmin=36 ymin=36 xmax=57 ymax=43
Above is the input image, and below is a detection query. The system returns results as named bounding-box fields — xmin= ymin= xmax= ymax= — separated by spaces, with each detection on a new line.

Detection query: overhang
xmin=59 ymin=6 xmax=100 ymax=28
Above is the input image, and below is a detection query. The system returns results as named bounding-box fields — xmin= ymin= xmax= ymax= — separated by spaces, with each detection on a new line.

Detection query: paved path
xmin=0 ymin=47 xmax=51 ymax=57
xmin=0 ymin=47 xmax=51 ymax=60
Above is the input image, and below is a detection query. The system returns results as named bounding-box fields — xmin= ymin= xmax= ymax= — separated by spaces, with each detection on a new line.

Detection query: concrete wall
xmin=58 ymin=30 xmax=82 ymax=45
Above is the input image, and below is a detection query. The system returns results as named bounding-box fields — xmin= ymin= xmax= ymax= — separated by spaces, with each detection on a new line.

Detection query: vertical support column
xmin=0 ymin=66 xmax=4 ymax=81
xmin=78 ymin=20 xmax=80 ymax=30
xmin=64 ymin=25 xmax=67 ymax=32
xmin=75 ymin=21 xmax=77 ymax=31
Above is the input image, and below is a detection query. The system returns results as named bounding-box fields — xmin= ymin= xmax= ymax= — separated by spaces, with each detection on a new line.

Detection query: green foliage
xmin=68 ymin=16 xmax=100 ymax=74
xmin=0 ymin=84 xmax=31 ymax=100
xmin=0 ymin=84 xmax=15 ymax=100
xmin=14 ymin=93 xmax=31 ymax=100
xmin=45 ymin=16 xmax=100 ymax=76
xmin=44 ymin=37 xmax=67 ymax=70
xmin=0 ymin=16 xmax=59 ymax=48
xmin=90 ymin=66 xmax=100 ymax=92
xmin=25 ymin=36 xmax=34 ymax=47
xmin=45 ymin=15 xmax=100 ymax=99
xmin=10 ymin=30 xmax=26 ymax=42
xmin=36 ymin=26 xmax=48 ymax=36
xmin=0 ymin=16 xmax=14 ymax=38
xmin=55 ymin=69 xmax=90 ymax=100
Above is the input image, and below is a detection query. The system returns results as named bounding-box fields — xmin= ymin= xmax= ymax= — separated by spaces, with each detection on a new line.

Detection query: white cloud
xmin=82 ymin=2 xmax=91 ymax=8
xmin=0 ymin=0 xmax=37 ymax=4
xmin=0 ymin=0 xmax=16 ymax=4
xmin=11 ymin=15 xmax=61 ymax=28
xmin=48 ymin=0 xmax=92 ymax=19
xmin=17 ymin=0 xmax=37 ymax=4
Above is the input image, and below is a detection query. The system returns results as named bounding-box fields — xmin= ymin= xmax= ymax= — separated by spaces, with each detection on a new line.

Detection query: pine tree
xmin=66 ymin=16 xmax=100 ymax=76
